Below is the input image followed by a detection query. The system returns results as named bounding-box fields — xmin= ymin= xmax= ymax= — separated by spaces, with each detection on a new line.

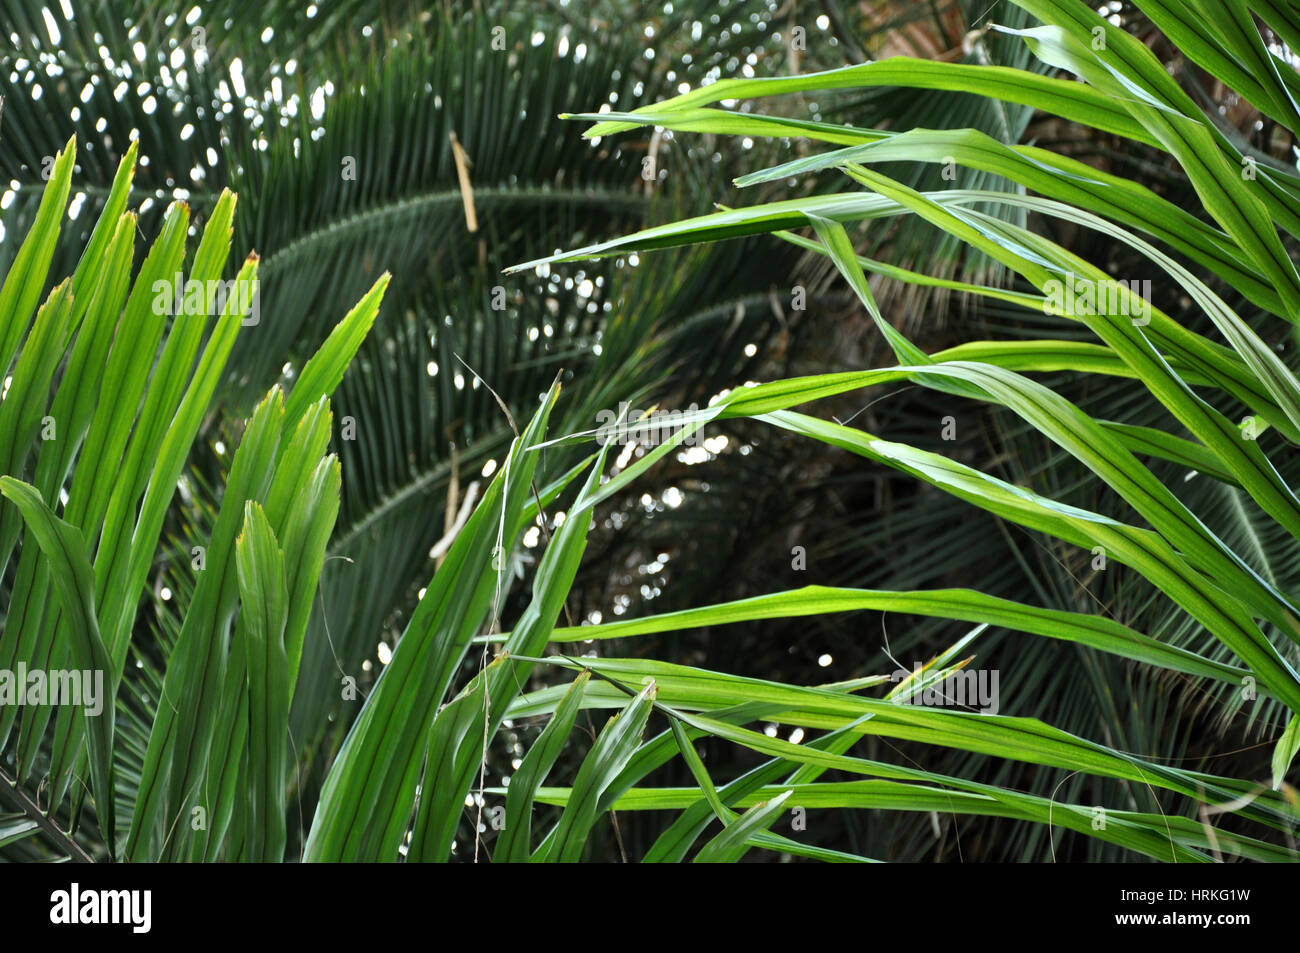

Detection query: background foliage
xmin=3 ymin=0 xmax=1299 ymax=862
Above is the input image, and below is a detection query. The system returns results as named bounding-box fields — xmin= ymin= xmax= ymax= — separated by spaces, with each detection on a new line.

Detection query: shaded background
xmin=2 ymin=0 xmax=1294 ymax=860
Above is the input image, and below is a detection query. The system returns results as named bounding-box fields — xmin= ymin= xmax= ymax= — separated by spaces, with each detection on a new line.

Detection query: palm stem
xmin=0 ymin=767 xmax=96 ymax=863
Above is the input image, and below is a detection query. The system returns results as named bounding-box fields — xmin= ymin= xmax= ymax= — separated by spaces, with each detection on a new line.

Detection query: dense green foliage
xmin=3 ymin=0 xmax=1300 ymax=861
